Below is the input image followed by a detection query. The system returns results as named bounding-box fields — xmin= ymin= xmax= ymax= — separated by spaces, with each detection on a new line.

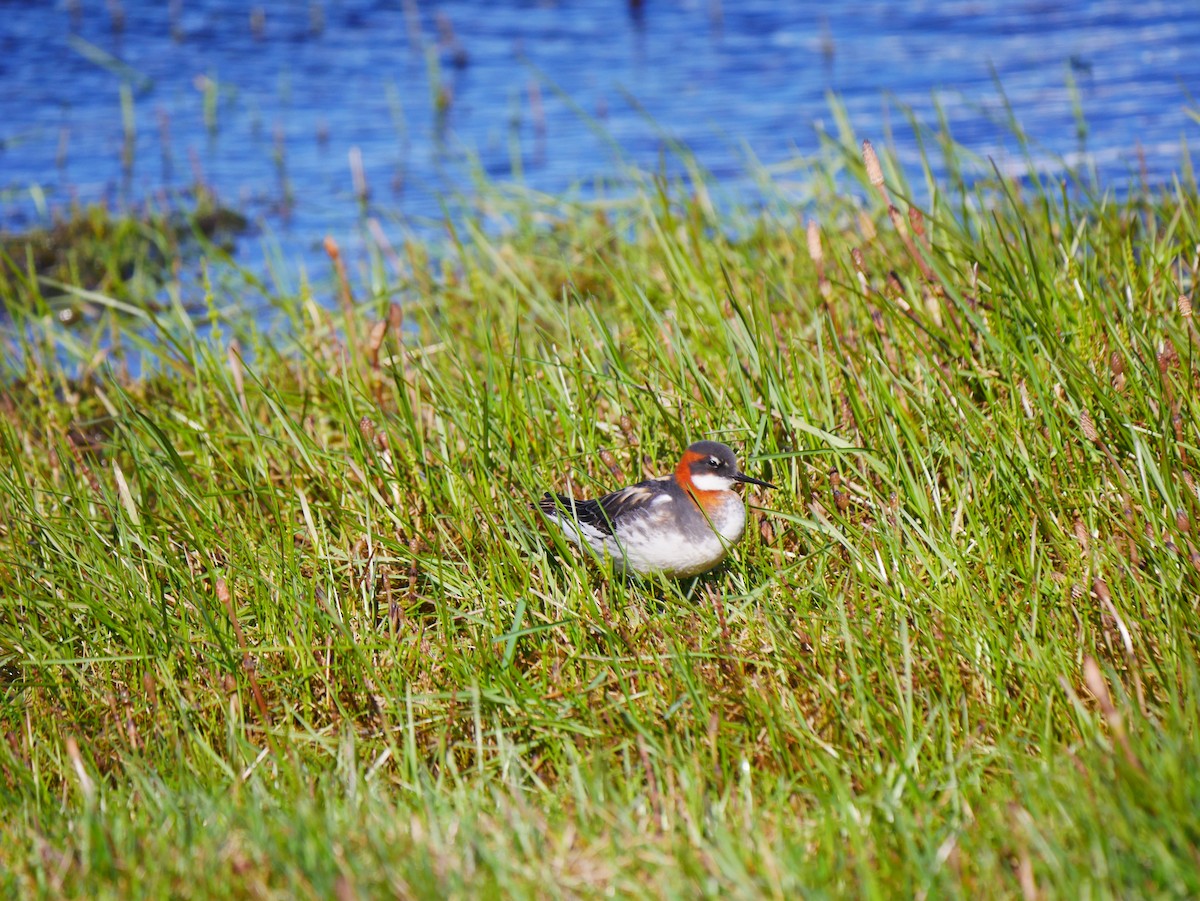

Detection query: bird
xmin=536 ymin=441 xmax=775 ymax=578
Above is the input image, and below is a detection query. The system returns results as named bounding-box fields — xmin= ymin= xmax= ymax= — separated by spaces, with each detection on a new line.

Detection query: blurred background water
xmin=2 ymin=0 xmax=1198 ymax=278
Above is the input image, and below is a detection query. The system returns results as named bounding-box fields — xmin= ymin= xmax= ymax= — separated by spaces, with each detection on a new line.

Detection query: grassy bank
xmin=2 ymin=131 xmax=1199 ymax=898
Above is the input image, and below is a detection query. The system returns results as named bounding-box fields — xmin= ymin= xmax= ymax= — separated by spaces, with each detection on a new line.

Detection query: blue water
xmin=2 ymin=0 xmax=1198 ymax=278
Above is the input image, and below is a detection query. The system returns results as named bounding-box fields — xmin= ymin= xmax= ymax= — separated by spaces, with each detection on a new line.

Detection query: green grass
xmin=2 ymin=126 xmax=1199 ymax=898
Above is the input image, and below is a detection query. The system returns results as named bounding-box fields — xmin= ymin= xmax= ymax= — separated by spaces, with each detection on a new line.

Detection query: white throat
xmin=690 ymin=472 xmax=735 ymax=492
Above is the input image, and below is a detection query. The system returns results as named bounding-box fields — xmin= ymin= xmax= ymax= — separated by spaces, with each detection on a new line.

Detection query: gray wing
xmin=538 ymin=480 xmax=667 ymax=536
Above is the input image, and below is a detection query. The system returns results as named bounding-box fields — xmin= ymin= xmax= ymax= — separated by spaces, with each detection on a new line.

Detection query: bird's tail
xmin=534 ymin=491 xmax=572 ymax=516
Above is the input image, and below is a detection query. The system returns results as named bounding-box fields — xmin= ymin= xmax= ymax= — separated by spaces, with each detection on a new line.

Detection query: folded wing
xmin=538 ymin=482 xmax=663 ymax=536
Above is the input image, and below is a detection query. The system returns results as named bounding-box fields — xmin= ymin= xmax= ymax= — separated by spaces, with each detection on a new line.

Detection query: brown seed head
xmin=908 ymin=206 xmax=926 ymax=239
xmin=1158 ymin=338 xmax=1179 ymax=373
xmin=599 ymin=449 xmax=624 ymax=481
xmin=1179 ymin=294 xmax=1193 ymax=318
xmin=619 ymin=415 xmax=639 ymax=445
xmin=863 ymin=140 xmax=885 ymax=188
xmin=1079 ymin=408 xmax=1099 ymax=444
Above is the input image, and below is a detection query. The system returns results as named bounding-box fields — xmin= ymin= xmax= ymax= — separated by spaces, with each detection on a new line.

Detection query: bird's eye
xmin=708 ymin=457 xmax=720 ymax=468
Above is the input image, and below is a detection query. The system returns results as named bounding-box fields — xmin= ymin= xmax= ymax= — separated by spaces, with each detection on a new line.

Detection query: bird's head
xmin=676 ymin=441 xmax=776 ymax=493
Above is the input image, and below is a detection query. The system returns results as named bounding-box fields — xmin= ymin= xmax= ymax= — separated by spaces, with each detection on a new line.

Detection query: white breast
xmin=713 ymin=494 xmax=747 ymax=544
xmin=620 ymin=493 xmax=747 ymax=578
